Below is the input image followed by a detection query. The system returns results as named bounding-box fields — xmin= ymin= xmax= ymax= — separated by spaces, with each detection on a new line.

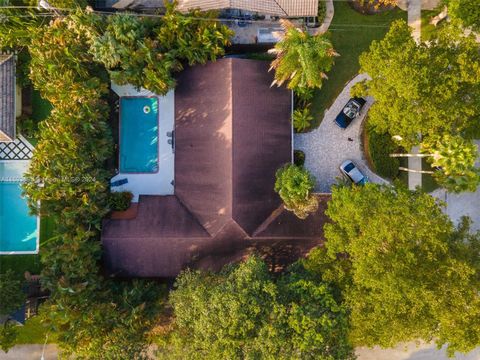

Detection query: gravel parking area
xmin=294 ymin=74 xmax=388 ymax=193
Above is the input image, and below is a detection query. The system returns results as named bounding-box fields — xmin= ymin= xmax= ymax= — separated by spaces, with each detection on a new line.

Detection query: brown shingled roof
xmin=102 ymin=59 xmax=326 ymax=278
xmin=176 ymin=0 xmax=318 ymax=17
xmin=174 ymin=59 xmax=292 ymax=236
xmin=0 ymin=55 xmax=16 ymax=143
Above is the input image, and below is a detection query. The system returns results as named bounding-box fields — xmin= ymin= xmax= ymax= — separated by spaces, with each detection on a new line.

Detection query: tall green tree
xmin=0 ymin=270 xmax=26 ymax=316
xmin=305 ymin=184 xmax=480 ymax=355
xmin=0 ymin=321 xmax=18 ymax=353
xmin=353 ymin=20 xmax=480 ymax=147
xmin=275 ymin=164 xmax=318 ymax=219
xmin=270 ymin=20 xmax=337 ymax=91
xmin=87 ymin=3 xmax=232 ymax=95
xmin=444 ymin=0 xmax=480 ymax=32
xmin=421 ymin=135 xmax=480 ymax=193
xmin=0 ymin=13 xmax=168 ymax=358
xmin=160 ymin=256 xmax=354 ymax=360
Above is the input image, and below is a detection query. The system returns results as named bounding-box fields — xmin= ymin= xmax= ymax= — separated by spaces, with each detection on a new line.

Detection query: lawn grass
xmin=0 ymin=217 xmax=56 ymax=275
xmin=15 ymin=316 xmax=56 ymax=345
xmin=364 ymin=123 xmax=400 ymax=180
xmin=31 ymin=90 xmax=52 ymax=122
xmin=421 ymin=9 xmax=442 ymax=42
xmin=421 ymin=157 xmax=440 ymax=193
xmin=308 ymin=2 xmax=406 ymax=129
xmin=365 ymin=133 xmax=440 ymax=192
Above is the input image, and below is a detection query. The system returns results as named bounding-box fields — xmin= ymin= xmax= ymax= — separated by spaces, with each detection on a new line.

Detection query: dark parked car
xmin=335 ymin=97 xmax=366 ymax=129
xmin=340 ymin=160 xmax=368 ymax=185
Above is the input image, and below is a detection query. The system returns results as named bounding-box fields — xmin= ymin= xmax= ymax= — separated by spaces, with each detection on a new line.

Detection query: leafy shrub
xmin=108 ymin=191 xmax=133 ymax=211
xmin=318 ymin=0 xmax=327 ymax=23
xmin=294 ymin=87 xmax=314 ymax=108
xmin=294 ymin=150 xmax=305 ymax=167
xmin=275 ymin=164 xmax=318 ymax=219
xmin=16 ymin=116 xmax=37 ymax=139
xmin=293 ymin=107 xmax=314 ymax=132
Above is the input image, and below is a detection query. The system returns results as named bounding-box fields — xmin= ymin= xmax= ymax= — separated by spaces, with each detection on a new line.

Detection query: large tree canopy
xmin=86 ymin=3 xmax=232 ymax=95
xmin=444 ymin=0 xmax=480 ymax=32
xmin=304 ymin=184 xmax=480 ymax=355
xmin=0 ymin=270 xmax=25 ymax=316
xmin=353 ymin=20 xmax=480 ymax=147
xmin=160 ymin=256 xmax=354 ymax=360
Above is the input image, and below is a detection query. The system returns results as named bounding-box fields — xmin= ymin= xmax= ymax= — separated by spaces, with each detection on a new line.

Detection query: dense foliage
xmin=275 ymin=164 xmax=318 ymax=219
xmin=304 ymin=184 xmax=480 ymax=355
xmin=87 ymin=3 xmax=232 ymax=95
xmin=421 ymin=135 xmax=480 ymax=193
xmin=160 ymin=256 xmax=354 ymax=360
xmin=270 ymin=20 xmax=337 ymax=91
xmin=0 ymin=270 xmax=26 ymax=316
xmin=108 ymin=191 xmax=133 ymax=211
xmin=354 ymin=20 xmax=480 ymax=147
xmin=444 ymin=0 xmax=480 ymax=32
xmin=0 ymin=322 xmax=18 ymax=353
xmin=0 ymin=10 xmax=190 ymax=358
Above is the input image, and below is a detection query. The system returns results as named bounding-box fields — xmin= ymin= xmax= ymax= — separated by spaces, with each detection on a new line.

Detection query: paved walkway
xmin=0 ymin=345 xmax=58 ymax=360
xmin=408 ymin=146 xmax=423 ymax=190
xmin=294 ymin=74 xmax=388 ymax=193
xmin=309 ymin=0 xmax=334 ymax=35
xmin=408 ymin=0 xmax=422 ymax=44
xmin=406 ymin=0 xmax=423 ymax=188
xmin=357 ymin=341 xmax=480 ymax=360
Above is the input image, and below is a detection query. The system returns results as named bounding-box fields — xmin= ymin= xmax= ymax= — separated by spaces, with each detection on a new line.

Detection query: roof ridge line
xmin=171 ymin=194 xmax=213 ymax=238
xmin=251 ymin=204 xmax=285 ymax=237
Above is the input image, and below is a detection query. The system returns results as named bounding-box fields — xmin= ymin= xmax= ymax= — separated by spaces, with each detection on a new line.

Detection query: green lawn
xmin=421 ymin=157 xmax=440 ymax=193
xmin=31 ymin=90 xmax=52 ymax=122
xmin=14 ymin=316 xmax=56 ymax=345
xmin=365 ymin=129 xmax=440 ymax=192
xmin=421 ymin=9 xmax=442 ymax=42
xmin=308 ymin=2 xmax=406 ymax=129
xmin=0 ymin=217 xmax=56 ymax=275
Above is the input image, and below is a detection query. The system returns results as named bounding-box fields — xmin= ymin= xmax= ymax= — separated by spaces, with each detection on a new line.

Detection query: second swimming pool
xmin=119 ymin=97 xmax=159 ymax=173
xmin=0 ymin=162 xmax=39 ymax=254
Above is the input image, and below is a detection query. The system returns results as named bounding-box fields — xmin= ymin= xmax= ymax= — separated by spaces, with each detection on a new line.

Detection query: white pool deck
xmin=110 ymin=83 xmax=175 ymax=202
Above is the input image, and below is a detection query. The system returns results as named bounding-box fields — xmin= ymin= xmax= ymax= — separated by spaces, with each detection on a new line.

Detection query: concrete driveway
xmin=294 ymin=74 xmax=388 ymax=193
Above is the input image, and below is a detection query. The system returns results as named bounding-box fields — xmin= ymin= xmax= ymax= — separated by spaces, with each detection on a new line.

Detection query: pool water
xmin=120 ymin=97 xmax=159 ymax=173
xmin=0 ymin=162 xmax=38 ymax=254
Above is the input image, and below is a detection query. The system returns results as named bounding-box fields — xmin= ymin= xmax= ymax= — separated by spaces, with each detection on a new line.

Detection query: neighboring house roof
xmin=176 ymin=0 xmax=319 ymax=17
xmin=0 ymin=54 xmax=15 ymax=142
xmin=102 ymin=59 xmax=326 ymax=278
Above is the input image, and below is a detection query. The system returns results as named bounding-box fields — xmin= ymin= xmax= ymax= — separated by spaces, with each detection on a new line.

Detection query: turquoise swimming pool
xmin=0 ymin=162 xmax=39 ymax=254
xmin=119 ymin=97 xmax=159 ymax=173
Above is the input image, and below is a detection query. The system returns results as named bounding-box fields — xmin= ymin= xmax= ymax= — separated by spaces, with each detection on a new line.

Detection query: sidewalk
xmin=0 ymin=345 xmax=58 ymax=360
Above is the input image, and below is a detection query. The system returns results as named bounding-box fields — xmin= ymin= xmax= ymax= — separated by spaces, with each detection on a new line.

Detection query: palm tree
xmin=391 ymin=135 xmax=480 ymax=192
xmin=269 ymin=20 xmax=338 ymax=91
xmin=421 ymin=135 xmax=480 ymax=193
xmin=293 ymin=108 xmax=314 ymax=132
